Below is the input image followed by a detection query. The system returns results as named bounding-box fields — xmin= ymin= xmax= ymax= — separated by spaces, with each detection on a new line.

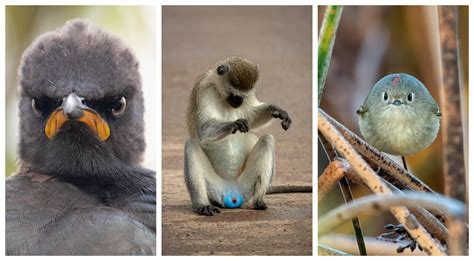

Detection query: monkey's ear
xmin=217 ymin=65 xmax=229 ymax=75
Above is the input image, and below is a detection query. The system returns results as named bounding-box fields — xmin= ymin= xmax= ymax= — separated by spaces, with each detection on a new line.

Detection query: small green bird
xmin=357 ymin=73 xmax=441 ymax=156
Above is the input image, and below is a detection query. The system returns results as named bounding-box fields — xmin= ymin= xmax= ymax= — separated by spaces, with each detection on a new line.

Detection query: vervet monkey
xmin=184 ymin=56 xmax=293 ymax=215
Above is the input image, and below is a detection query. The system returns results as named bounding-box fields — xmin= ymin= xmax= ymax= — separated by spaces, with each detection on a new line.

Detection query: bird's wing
xmin=6 ymin=174 xmax=155 ymax=255
xmin=356 ymin=105 xmax=368 ymax=115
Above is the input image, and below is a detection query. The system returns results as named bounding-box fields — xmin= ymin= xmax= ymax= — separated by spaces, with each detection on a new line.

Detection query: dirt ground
xmin=162 ymin=6 xmax=312 ymax=255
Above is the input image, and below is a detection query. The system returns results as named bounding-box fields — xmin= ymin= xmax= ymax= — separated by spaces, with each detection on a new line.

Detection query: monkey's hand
xmin=269 ymin=105 xmax=292 ymax=130
xmin=194 ymin=205 xmax=221 ymax=216
xmin=231 ymin=119 xmax=249 ymax=134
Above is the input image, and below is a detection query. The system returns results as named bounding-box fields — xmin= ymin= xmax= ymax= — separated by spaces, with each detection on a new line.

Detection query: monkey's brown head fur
xmin=216 ymin=56 xmax=259 ymax=92
xmin=213 ymin=56 xmax=260 ymax=108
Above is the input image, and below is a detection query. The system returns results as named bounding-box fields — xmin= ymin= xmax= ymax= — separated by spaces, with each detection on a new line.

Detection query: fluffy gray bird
xmin=6 ymin=19 xmax=156 ymax=255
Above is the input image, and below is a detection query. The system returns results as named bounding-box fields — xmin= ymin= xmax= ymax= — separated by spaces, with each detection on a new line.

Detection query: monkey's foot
xmin=195 ymin=205 xmax=220 ymax=216
xmin=253 ymin=200 xmax=267 ymax=210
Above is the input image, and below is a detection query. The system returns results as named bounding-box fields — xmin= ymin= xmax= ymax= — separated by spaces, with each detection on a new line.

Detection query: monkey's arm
xmin=198 ymin=119 xmax=249 ymax=143
xmin=247 ymin=104 xmax=292 ymax=130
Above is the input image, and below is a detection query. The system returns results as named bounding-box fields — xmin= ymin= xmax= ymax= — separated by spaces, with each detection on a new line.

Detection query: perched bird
xmin=6 ymin=19 xmax=156 ymax=255
xmin=357 ymin=73 xmax=441 ymax=157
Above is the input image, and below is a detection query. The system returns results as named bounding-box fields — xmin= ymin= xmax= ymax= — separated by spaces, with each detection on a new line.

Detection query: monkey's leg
xmin=184 ymin=140 xmax=223 ymax=216
xmin=237 ymin=134 xmax=275 ymax=210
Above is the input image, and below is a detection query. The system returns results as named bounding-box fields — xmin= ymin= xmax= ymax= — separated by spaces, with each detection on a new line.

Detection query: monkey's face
xmin=215 ymin=56 xmax=259 ymax=109
xmin=18 ymin=20 xmax=145 ymax=178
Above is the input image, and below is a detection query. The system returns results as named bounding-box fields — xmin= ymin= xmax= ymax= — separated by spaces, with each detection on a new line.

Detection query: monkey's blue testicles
xmin=223 ymin=189 xmax=244 ymax=208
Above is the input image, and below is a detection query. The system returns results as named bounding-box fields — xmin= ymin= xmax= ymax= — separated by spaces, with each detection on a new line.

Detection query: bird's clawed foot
xmin=377 ymin=223 xmax=422 ymax=253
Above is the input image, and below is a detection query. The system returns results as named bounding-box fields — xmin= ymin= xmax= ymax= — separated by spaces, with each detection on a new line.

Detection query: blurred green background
xmin=5 ymin=6 xmax=156 ymax=176
xmin=318 ymin=5 xmax=468 ymax=240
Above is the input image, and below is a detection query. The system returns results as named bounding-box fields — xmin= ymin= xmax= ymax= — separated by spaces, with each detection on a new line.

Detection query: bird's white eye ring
xmin=382 ymin=92 xmax=389 ymax=102
xmin=31 ymin=99 xmax=42 ymax=117
xmin=112 ymin=97 xmax=126 ymax=118
xmin=407 ymin=92 xmax=414 ymax=102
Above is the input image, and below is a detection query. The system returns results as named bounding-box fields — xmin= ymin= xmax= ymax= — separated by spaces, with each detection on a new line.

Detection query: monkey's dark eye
xmin=111 ymin=96 xmax=127 ymax=117
xmin=407 ymin=92 xmax=414 ymax=102
xmin=382 ymin=92 xmax=389 ymax=102
xmin=217 ymin=65 xmax=229 ymax=75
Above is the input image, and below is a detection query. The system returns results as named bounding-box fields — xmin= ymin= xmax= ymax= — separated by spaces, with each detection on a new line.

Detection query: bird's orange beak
xmin=45 ymin=109 xmax=110 ymax=141
xmin=44 ymin=93 xmax=110 ymax=141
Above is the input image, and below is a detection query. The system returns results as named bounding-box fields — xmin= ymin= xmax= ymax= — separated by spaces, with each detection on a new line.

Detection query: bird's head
xmin=18 ymin=19 xmax=145 ymax=179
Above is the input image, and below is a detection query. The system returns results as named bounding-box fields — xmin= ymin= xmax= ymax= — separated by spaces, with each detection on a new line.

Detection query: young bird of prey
xmin=6 ymin=20 xmax=156 ymax=255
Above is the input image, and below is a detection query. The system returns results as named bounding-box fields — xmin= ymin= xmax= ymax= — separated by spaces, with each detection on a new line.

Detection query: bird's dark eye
xmin=31 ymin=97 xmax=61 ymax=117
xmin=407 ymin=92 xmax=414 ymax=102
xmin=31 ymin=99 xmax=42 ymax=117
xmin=382 ymin=92 xmax=389 ymax=102
xmin=217 ymin=65 xmax=229 ymax=75
xmin=112 ymin=97 xmax=126 ymax=117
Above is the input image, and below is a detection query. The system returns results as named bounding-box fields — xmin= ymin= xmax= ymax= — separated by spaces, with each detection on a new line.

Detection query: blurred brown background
xmin=162 ymin=6 xmax=312 ymax=255
xmin=318 ymin=5 xmax=468 ymax=243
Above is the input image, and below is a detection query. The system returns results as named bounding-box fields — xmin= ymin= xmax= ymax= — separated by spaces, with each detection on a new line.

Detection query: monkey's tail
xmin=267 ymin=185 xmax=312 ymax=194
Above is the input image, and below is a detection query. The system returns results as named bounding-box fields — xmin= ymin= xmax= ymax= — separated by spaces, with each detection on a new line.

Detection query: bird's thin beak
xmin=44 ymin=93 xmax=110 ymax=141
xmin=392 ymin=99 xmax=402 ymax=106
xmin=62 ymin=93 xmax=86 ymax=120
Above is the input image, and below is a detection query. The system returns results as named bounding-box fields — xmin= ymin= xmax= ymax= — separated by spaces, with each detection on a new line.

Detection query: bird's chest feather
xmin=367 ymin=106 xmax=429 ymax=155
xmin=379 ymin=107 xmax=417 ymax=141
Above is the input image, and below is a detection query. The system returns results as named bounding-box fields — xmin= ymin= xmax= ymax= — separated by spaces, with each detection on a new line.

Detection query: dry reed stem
xmin=342 ymin=171 xmax=449 ymax=243
xmin=318 ymin=158 xmax=349 ymax=203
xmin=319 ymin=133 xmax=368 ymax=255
xmin=438 ymin=6 xmax=467 ymax=203
xmin=320 ymin=234 xmax=427 ymax=256
xmin=318 ymin=192 xmax=465 ymax=255
xmin=318 ymin=111 xmax=446 ymax=255
xmin=383 ymin=181 xmax=448 ymax=244
xmin=319 ymin=108 xmax=451 ymax=225
xmin=319 ymin=108 xmax=434 ymax=193
xmin=318 ymin=244 xmax=351 ymax=256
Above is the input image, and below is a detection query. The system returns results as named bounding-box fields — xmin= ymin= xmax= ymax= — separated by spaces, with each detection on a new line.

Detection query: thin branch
xmin=438 ymin=6 xmax=467 ymax=203
xmin=319 ymin=134 xmax=367 ymax=255
xmin=318 ymin=244 xmax=351 ymax=256
xmin=318 ymin=5 xmax=343 ymax=103
xmin=318 ymin=131 xmax=338 ymax=159
xmin=338 ymin=178 xmax=367 ymax=255
xmin=318 ymin=111 xmax=446 ymax=255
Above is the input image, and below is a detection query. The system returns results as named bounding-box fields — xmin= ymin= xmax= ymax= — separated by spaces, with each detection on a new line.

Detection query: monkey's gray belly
xmin=202 ymin=133 xmax=256 ymax=180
